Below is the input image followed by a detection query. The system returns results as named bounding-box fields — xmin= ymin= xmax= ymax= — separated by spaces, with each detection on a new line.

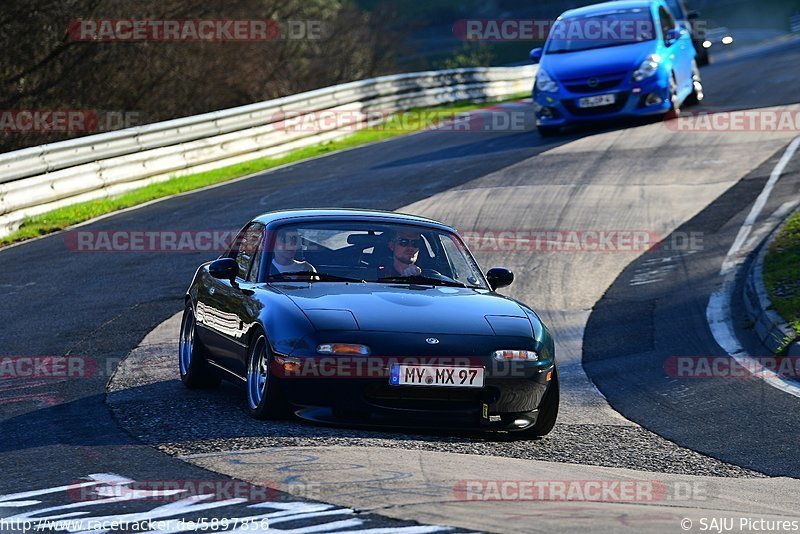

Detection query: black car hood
xmin=275 ymin=283 xmax=530 ymax=335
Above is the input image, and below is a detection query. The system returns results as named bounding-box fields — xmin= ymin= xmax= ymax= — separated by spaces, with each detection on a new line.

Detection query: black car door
xmin=198 ymin=223 xmax=265 ymax=378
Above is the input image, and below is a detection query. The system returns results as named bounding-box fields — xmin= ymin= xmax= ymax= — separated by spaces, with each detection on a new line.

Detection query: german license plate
xmin=389 ymin=365 xmax=485 ymax=388
xmin=578 ymin=93 xmax=616 ymax=108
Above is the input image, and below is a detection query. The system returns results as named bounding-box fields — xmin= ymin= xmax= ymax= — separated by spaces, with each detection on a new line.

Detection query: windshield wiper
xmin=270 ymin=272 xmax=365 ymax=283
xmin=377 ymin=275 xmax=469 ymax=288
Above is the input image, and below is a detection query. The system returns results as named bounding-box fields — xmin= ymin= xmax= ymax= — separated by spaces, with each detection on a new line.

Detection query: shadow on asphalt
xmin=105 ymin=380 xmax=540 ymax=448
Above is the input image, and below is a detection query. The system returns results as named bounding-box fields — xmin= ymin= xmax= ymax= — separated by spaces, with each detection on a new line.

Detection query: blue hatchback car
xmin=530 ymin=0 xmax=704 ymax=135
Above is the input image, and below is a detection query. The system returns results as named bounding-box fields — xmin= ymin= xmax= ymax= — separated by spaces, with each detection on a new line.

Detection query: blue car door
xmin=658 ymin=5 xmax=693 ymax=93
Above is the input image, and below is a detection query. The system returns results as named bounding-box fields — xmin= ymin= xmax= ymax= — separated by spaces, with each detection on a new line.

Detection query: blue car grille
xmin=564 ymin=93 xmax=630 ymax=116
xmin=561 ymin=72 xmax=627 ymax=94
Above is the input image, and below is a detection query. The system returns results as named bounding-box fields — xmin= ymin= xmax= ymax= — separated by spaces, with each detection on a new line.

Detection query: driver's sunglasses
xmin=396 ymin=238 xmax=422 ymax=248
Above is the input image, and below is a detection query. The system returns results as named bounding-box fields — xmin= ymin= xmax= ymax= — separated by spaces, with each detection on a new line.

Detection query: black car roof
xmin=252 ymin=208 xmax=456 ymax=232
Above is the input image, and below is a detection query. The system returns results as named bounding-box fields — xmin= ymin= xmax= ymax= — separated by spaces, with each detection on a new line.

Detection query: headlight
xmin=632 ymin=54 xmax=662 ymax=82
xmin=317 ymin=343 xmax=370 ymax=355
xmin=492 ymin=350 xmax=539 ymax=361
xmin=536 ymin=70 xmax=559 ymax=93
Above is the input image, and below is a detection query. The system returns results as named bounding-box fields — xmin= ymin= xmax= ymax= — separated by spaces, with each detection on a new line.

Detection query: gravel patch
xmin=108 ymin=377 xmax=765 ymax=479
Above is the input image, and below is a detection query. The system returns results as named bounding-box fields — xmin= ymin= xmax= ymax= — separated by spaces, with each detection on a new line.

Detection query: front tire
xmin=537 ymin=125 xmax=560 ymax=137
xmin=696 ymin=46 xmax=710 ymax=67
xmin=179 ymin=304 xmax=221 ymax=389
xmin=664 ymin=73 xmax=681 ymax=121
xmin=520 ymin=368 xmax=559 ymax=438
xmin=684 ymin=61 xmax=704 ymax=107
xmin=246 ymin=330 xmax=290 ymax=420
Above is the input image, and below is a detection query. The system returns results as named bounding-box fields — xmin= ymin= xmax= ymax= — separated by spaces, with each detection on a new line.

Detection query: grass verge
xmin=764 ymin=209 xmax=800 ymax=336
xmin=1 ymin=94 xmax=528 ymax=248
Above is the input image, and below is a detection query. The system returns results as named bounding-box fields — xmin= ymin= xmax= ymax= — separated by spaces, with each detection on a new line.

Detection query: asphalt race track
xmin=2 ymin=37 xmax=800 ymax=533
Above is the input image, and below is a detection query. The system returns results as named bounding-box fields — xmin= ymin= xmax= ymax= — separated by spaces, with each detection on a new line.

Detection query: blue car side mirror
xmin=529 ymin=48 xmax=543 ymax=63
xmin=666 ymin=28 xmax=682 ymax=44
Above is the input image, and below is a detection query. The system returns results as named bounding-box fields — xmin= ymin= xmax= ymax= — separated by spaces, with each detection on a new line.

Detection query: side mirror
xmin=209 ymin=258 xmax=238 ymax=284
xmin=529 ymin=48 xmax=543 ymax=64
xmin=666 ymin=28 xmax=682 ymax=44
xmin=486 ymin=267 xmax=514 ymax=291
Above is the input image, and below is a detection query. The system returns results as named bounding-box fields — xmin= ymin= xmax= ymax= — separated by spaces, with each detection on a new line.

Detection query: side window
xmin=659 ymin=7 xmax=676 ymax=42
xmin=439 ymin=235 xmax=472 ymax=283
xmin=235 ymin=224 xmax=264 ymax=280
xmin=247 ymin=239 xmax=264 ymax=282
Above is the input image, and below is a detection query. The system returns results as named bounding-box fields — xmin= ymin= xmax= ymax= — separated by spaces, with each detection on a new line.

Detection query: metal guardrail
xmin=0 ymin=65 xmax=536 ymax=237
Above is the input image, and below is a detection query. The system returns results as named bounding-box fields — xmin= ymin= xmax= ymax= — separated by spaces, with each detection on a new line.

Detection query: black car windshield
xmin=265 ymin=221 xmax=488 ymax=289
xmin=546 ymin=8 xmax=655 ymax=54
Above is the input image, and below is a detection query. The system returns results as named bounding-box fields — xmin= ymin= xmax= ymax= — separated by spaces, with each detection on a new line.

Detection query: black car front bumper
xmin=275 ymin=362 xmax=554 ymax=431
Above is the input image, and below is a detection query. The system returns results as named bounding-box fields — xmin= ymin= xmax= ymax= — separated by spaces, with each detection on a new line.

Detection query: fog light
xmin=492 ymin=350 xmax=538 ymax=361
xmin=722 ymin=36 xmax=733 ymax=45
xmin=644 ymin=93 xmax=663 ymax=106
xmin=514 ymin=418 xmax=529 ymax=427
xmin=539 ymin=107 xmax=554 ymax=119
xmin=317 ymin=343 xmax=370 ymax=355
xmin=703 ymin=40 xmax=712 ymax=49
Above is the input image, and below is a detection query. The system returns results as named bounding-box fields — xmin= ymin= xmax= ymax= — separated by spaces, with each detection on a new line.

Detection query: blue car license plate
xmin=578 ymin=93 xmax=616 ymax=108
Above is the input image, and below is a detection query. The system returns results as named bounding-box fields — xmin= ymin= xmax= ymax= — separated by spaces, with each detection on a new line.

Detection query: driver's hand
xmin=401 ymin=264 xmax=422 ymax=277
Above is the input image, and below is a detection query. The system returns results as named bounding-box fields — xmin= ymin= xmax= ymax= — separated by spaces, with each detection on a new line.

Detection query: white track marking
xmin=706 ymin=136 xmax=800 ymax=398
xmin=0 ymin=476 xmax=454 ymax=534
xmin=0 ymin=475 xmax=133 ymax=508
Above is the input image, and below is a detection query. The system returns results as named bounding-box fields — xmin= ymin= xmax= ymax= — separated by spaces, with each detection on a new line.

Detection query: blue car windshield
xmin=547 ymin=8 xmax=655 ymax=54
xmin=664 ymin=0 xmax=686 ymax=19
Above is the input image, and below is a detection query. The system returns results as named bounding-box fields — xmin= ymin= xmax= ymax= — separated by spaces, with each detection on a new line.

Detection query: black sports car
xmin=180 ymin=209 xmax=558 ymax=436
xmin=665 ymin=0 xmax=710 ymax=66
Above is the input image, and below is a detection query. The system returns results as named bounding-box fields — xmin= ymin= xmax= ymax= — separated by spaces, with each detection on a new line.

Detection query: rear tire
xmin=246 ymin=330 xmax=290 ymax=420
xmin=519 ymin=368 xmax=559 ymax=438
xmin=179 ymin=304 xmax=221 ymax=389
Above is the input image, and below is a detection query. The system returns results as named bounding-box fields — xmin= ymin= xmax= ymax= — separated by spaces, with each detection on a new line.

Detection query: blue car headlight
xmin=536 ymin=70 xmax=559 ymax=93
xmin=632 ymin=54 xmax=662 ymax=82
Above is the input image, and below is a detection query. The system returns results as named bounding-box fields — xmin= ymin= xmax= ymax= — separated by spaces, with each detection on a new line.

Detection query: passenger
xmin=270 ymin=228 xmax=317 ymax=275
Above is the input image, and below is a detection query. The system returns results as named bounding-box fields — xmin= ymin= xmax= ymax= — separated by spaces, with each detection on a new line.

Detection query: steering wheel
xmin=421 ymin=269 xmax=449 ymax=281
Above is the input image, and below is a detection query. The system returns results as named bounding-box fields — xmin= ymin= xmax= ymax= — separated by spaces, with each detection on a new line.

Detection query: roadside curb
xmin=743 ymin=209 xmax=800 ymax=356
